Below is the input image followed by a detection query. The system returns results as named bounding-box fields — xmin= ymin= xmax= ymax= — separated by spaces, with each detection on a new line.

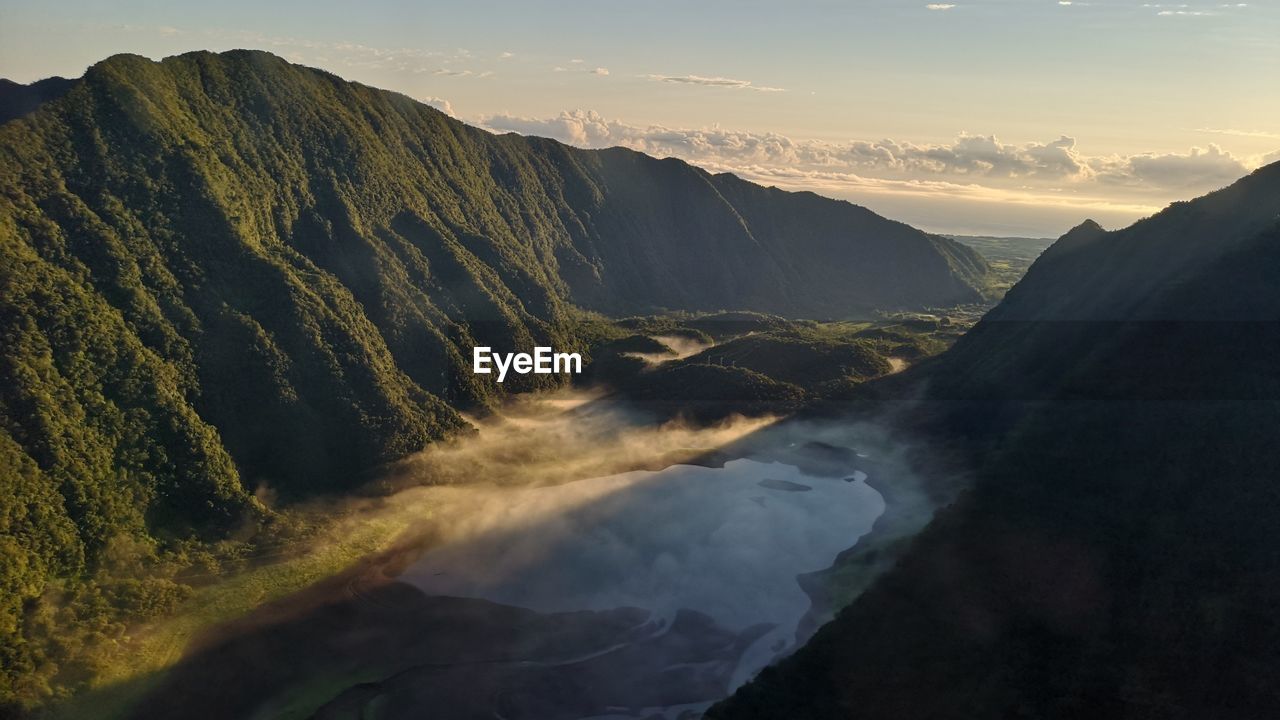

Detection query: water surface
xmin=399 ymin=457 xmax=884 ymax=691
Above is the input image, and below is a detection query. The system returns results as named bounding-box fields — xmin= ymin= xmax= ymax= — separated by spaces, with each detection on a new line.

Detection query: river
xmin=132 ymin=391 xmax=938 ymax=720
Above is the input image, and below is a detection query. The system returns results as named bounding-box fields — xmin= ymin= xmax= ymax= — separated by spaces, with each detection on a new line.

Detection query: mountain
xmin=0 ymin=49 xmax=989 ymax=685
xmin=948 ymin=233 xmax=1058 ymax=297
xmin=710 ymin=163 xmax=1280 ymax=718
xmin=1034 ymin=217 xmax=1106 ymax=263
xmin=0 ymin=77 xmax=74 ymax=124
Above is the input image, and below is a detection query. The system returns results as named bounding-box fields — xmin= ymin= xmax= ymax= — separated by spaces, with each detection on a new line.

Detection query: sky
xmin=2 ymin=0 xmax=1278 ymax=236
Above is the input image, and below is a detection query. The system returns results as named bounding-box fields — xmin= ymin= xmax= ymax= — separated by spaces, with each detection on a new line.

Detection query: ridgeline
xmin=0 ymin=49 xmax=989 ymax=710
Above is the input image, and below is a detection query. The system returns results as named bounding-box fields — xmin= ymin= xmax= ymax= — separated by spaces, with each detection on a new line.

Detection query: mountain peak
xmin=1068 ymin=218 xmax=1105 ymax=235
xmin=1038 ymin=217 xmax=1110 ymax=264
xmin=0 ymin=47 xmax=995 ymax=596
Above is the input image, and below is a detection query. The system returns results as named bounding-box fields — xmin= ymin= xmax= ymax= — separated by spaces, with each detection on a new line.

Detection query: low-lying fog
xmin=400 ymin=458 xmax=883 ymax=688
xmin=624 ymin=334 xmax=715 ymax=364
xmin=347 ymin=388 xmax=943 ymax=716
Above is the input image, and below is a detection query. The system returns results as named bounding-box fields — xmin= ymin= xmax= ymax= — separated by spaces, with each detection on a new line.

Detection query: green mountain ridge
xmin=710 ymin=161 xmax=1280 ymax=718
xmin=0 ymin=48 xmax=990 ymax=697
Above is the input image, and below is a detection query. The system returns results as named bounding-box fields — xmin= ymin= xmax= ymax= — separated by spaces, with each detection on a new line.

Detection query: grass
xmin=46 ymin=510 xmax=423 ymax=720
xmin=248 ymin=669 xmax=397 ymax=720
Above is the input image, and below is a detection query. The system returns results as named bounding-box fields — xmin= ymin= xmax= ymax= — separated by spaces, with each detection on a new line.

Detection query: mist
xmin=336 ymin=387 xmax=953 ymax=704
xmin=124 ymin=385 xmax=956 ymax=719
xmin=624 ymin=333 xmax=715 ymax=365
xmin=385 ymin=389 xmax=773 ymax=490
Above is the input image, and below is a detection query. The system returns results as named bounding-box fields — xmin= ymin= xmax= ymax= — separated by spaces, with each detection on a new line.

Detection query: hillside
xmin=948 ymin=233 xmax=1057 ymax=296
xmin=0 ymin=49 xmax=990 ymax=709
xmin=710 ymin=163 xmax=1280 ymax=718
xmin=0 ymin=77 xmax=74 ymax=124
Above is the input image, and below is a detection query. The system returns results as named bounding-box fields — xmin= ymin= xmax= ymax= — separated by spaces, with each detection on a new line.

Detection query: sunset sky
xmin=3 ymin=0 xmax=1278 ymax=236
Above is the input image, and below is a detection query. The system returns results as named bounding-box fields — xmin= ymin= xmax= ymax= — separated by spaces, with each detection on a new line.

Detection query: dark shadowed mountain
xmin=710 ymin=162 xmax=1280 ymax=719
xmin=0 ymin=49 xmax=989 ymax=682
xmin=0 ymin=76 xmax=75 ymax=124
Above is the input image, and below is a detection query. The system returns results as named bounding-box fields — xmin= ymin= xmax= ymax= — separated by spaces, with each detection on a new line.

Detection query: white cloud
xmin=420 ymin=96 xmax=455 ymax=117
xmin=646 ymin=74 xmax=786 ymax=92
xmin=1144 ymin=1 xmax=1251 ymax=15
xmin=1194 ymin=127 xmax=1280 ymax=140
xmin=708 ymin=162 xmax=1161 ymax=216
xmin=554 ymin=65 xmax=611 ymax=76
xmin=477 ymin=109 xmax=1260 ymax=205
xmin=925 ymin=3 xmax=957 ymax=9
xmin=1093 ymin=144 xmax=1250 ymax=190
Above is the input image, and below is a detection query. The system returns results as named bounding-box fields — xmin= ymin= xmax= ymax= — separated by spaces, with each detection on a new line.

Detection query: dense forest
xmin=710 ymin=163 xmax=1280 ymax=718
xmin=0 ymin=50 xmax=990 ymax=712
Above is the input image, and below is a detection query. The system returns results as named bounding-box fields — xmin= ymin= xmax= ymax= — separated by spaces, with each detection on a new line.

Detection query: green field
xmin=949 ymin=234 xmax=1057 ymax=296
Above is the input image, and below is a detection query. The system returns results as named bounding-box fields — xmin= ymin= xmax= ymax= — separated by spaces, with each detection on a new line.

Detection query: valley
xmin=4 ymin=38 xmax=1277 ymax=720
xmin=29 ymin=313 xmax=963 ymax=719
xmin=127 ymin=393 xmax=903 ymax=719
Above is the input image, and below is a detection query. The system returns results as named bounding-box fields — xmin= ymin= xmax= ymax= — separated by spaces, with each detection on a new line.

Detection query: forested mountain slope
xmin=0 ymin=49 xmax=988 ymax=689
xmin=711 ymin=163 xmax=1280 ymax=719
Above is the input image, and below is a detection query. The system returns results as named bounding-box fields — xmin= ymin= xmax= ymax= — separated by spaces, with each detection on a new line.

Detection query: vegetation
xmin=41 ymin=504 xmax=418 ymax=720
xmin=0 ymin=78 xmax=73 ymax=125
xmin=0 ymin=50 xmax=990 ymax=714
xmin=949 ymin=233 xmax=1057 ymax=297
xmin=620 ymin=364 xmax=807 ymax=421
xmin=6 ymin=46 xmax=1273 ymax=720
xmin=710 ymin=162 xmax=1280 ymax=718
xmin=594 ymin=314 xmax=962 ymax=421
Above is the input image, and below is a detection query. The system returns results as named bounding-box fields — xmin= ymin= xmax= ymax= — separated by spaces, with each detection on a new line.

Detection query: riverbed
xmin=128 ymin=392 xmax=936 ymax=720
xmin=399 ymin=457 xmax=884 ymax=692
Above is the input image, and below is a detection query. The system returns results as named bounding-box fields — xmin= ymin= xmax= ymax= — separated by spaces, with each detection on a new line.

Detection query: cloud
xmin=554 ymin=64 xmax=610 ymax=76
xmin=483 ymin=112 xmax=1044 ymax=179
xmin=480 ymin=109 xmax=624 ymax=146
xmin=1092 ymin=144 xmax=1250 ymax=190
xmin=706 ymin=162 xmax=1161 ymax=215
xmin=1143 ymin=1 xmax=1250 ymax=15
xmin=420 ymin=96 xmax=455 ymax=117
xmin=1194 ymin=127 xmax=1280 ymax=140
xmin=925 ymin=3 xmax=956 ymax=9
xmin=646 ymin=74 xmax=786 ymax=92
xmin=477 ymin=109 xmax=1260 ymax=209
xmin=858 ymin=133 xmax=1092 ymax=179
